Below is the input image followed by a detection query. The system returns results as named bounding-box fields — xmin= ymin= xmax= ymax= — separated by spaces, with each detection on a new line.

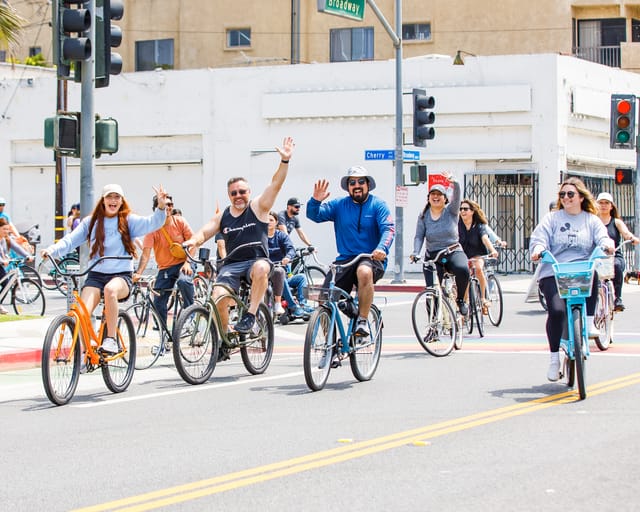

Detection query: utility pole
xmin=55 ymin=79 xmax=67 ymax=242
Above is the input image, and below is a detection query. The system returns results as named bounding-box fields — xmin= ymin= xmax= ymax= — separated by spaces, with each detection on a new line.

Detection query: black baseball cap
xmin=287 ymin=197 xmax=302 ymax=207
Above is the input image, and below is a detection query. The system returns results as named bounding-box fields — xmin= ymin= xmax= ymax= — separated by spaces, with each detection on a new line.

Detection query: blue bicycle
xmin=541 ymin=247 xmax=607 ymax=400
xmin=302 ymin=253 xmax=383 ymax=391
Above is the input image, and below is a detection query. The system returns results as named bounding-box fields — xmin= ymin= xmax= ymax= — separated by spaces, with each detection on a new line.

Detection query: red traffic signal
xmin=610 ymin=94 xmax=636 ymax=149
xmin=614 ymin=168 xmax=634 ymax=185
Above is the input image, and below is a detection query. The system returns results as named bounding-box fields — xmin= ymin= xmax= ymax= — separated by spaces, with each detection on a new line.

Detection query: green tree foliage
xmin=0 ymin=1 xmax=26 ymax=55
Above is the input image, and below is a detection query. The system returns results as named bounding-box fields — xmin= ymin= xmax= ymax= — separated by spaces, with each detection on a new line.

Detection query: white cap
xmin=596 ymin=192 xmax=614 ymax=204
xmin=102 ymin=184 xmax=124 ymax=198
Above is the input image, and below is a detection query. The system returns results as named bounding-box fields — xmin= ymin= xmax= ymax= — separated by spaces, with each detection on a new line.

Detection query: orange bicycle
xmin=41 ymin=255 xmax=136 ymax=406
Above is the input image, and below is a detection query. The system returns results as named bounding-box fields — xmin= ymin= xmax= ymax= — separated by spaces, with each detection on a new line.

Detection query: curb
xmin=0 ymin=348 xmax=42 ymax=371
xmin=375 ymin=284 xmax=424 ymax=293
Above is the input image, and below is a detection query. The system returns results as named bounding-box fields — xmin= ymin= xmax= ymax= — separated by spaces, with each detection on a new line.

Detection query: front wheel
xmin=240 ymin=302 xmax=274 ymax=374
xmin=128 ymin=302 xmax=164 ymax=370
xmin=41 ymin=315 xmax=81 ymax=406
xmin=594 ymin=282 xmax=614 ymax=351
xmin=486 ymin=274 xmax=504 ymax=326
xmin=470 ymin=279 xmax=485 ymax=338
xmin=172 ymin=303 xmax=218 ymax=385
xmin=350 ymin=304 xmax=382 ymax=381
xmin=411 ymin=290 xmax=456 ymax=357
xmin=303 ymin=306 xmax=335 ymax=391
xmin=573 ymin=308 xmax=586 ymax=400
xmin=306 ymin=265 xmax=327 ymax=287
xmin=12 ymin=278 xmax=46 ymax=316
xmin=101 ymin=310 xmax=136 ymax=393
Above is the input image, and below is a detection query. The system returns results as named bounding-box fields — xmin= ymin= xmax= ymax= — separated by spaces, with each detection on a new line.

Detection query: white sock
xmin=550 ymin=352 xmax=559 ymax=363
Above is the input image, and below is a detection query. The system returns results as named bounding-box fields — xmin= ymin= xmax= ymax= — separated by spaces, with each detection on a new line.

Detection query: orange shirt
xmin=143 ymin=215 xmax=194 ymax=270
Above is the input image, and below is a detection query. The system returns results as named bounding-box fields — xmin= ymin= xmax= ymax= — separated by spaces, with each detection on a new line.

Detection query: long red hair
xmin=87 ymin=198 xmax=137 ymax=258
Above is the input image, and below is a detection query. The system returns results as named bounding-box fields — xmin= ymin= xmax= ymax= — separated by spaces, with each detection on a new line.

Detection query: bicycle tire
xmin=128 ymin=302 xmax=165 ymax=370
xmin=303 ymin=306 xmax=335 ymax=391
xmin=41 ymin=315 xmax=81 ymax=406
xmin=572 ymin=307 xmax=586 ymax=400
xmin=37 ymin=257 xmax=58 ymax=290
xmin=350 ymin=304 xmax=382 ymax=381
xmin=172 ymin=303 xmax=218 ymax=385
xmin=240 ymin=302 xmax=274 ymax=374
xmin=12 ymin=277 xmax=46 ymax=316
xmin=193 ymin=275 xmax=209 ymax=303
xmin=594 ymin=282 xmax=613 ymax=351
xmin=470 ymin=279 xmax=484 ymax=337
xmin=54 ymin=255 xmax=80 ymax=297
xmin=560 ymin=345 xmax=575 ymax=387
xmin=20 ymin=263 xmax=43 ymax=288
xmin=101 ymin=310 xmax=136 ymax=393
xmin=411 ymin=289 xmax=456 ymax=357
xmin=305 ymin=265 xmax=327 ymax=287
xmin=486 ymin=274 xmax=504 ymax=326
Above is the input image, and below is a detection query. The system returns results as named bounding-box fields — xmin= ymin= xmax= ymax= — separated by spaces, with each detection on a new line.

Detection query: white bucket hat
xmin=340 ymin=166 xmax=377 ymax=191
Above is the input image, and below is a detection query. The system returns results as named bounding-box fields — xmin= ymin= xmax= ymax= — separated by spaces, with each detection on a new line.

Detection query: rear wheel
xmin=572 ymin=308 xmax=586 ymax=400
xmin=12 ymin=278 xmax=46 ymax=316
xmin=303 ymin=306 xmax=334 ymax=391
xmin=306 ymin=265 xmax=327 ymax=286
xmin=20 ymin=263 xmax=43 ymax=288
xmin=594 ymin=282 xmax=613 ymax=351
xmin=411 ymin=290 xmax=456 ymax=357
xmin=350 ymin=304 xmax=382 ymax=381
xmin=486 ymin=274 xmax=504 ymax=326
xmin=128 ymin=302 xmax=165 ymax=370
xmin=470 ymin=280 xmax=485 ymax=338
xmin=101 ymin=310 xmax=136 ymax=393
xmin=240 ymin=302 xmax=274 ymax=374
xmin=41 ymin=315 xmax=80 ymax=406
xmin=172 ymin=303 xmax=218 ymax=385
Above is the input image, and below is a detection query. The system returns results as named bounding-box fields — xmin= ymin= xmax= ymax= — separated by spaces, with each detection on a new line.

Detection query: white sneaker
xmin=100 ymin=337 xmax=119 ymax=354
xmin=0 ymin=305 xmax=8 ymax=314
xmin=587 ymin=316 xmax=599 ymax=338
xmin=547 ymin=352 xmax=560 ymax=382
xmin=274 ymin=302 xmax=285 ymax=315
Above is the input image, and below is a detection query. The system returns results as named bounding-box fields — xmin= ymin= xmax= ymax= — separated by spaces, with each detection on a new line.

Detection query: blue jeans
xmin=281 ymin=273 xmax=308 ymax=311
xmin=153 ymin=262 xmax=195 ymax=325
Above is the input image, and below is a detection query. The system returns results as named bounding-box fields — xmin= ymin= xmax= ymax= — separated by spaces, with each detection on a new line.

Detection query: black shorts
xmin=83 ymin=271 xmax=133 ymax=301
xmin=324 ymin=257 xmax=384 ymax=294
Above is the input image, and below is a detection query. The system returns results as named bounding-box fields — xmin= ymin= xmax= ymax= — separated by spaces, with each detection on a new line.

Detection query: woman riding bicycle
xmin=530 ymin=177 xmax=613 ymax=382
xmin=41 ymin=184 xmax=169 ymax=354
xmin=0 ymin=217 xmax=34 ymax=314
xmin=411 ymin=172 xmax=469 ymax=317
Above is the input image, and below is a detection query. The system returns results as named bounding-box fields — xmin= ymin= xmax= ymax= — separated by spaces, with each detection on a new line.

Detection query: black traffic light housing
xmin=95 ymin=0 xmax=124 ymax=88
xmin=614 ymin=168 xmax=634 ymax=185
xmin=53 ymin=0 xmax=91 ymax=79
xmin=610 ymin=94 xmax=636 ymax=150
xmin=412 ymin=88 xmax=435 ymax=148
xmin=44 ymin=113 xmax=81 ymax=157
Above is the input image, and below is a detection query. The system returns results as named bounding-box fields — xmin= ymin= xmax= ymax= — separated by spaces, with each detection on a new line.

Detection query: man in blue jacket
xmin=306 ymin=166 xmax=395 ymax=339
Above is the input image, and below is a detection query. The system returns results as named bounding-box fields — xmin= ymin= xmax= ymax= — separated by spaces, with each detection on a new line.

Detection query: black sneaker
xmin=614 ymin=298 xmax=625 ymax=312
xmin=456 ymin=299 xmax=469 ymax=317
xmin=234 ymin=312 xmax=255 ymax=334
xmin=354 ymin=318 xmax=369 ymax=337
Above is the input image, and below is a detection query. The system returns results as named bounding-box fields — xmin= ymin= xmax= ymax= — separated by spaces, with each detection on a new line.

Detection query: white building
xmin=1 ymin=53 xmax=638 ymax=275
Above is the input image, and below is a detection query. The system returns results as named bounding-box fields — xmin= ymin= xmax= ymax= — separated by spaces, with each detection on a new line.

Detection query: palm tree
xmin=0 ymin=1 xmax=26 ymax=58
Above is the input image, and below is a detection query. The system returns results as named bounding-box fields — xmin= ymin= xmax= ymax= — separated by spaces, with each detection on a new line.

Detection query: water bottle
xmin=337 ymin=298 xmax=358 ymax=318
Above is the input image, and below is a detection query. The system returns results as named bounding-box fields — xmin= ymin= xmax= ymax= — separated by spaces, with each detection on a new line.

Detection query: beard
xmin=350 ymin=189 xmax=369 ymax=204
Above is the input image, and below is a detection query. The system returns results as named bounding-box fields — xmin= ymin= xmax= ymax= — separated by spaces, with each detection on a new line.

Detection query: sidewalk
xmin=0 ymin=274 xmax=536 ymax=371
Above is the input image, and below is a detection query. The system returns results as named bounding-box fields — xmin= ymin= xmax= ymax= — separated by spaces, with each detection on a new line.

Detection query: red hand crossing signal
xmin=614 ymin=168 xmax=634 ymax=185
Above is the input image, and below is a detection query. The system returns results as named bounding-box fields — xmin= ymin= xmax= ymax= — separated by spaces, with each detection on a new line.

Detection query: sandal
xmin=482 ymin=300 xmax=490 ymax=315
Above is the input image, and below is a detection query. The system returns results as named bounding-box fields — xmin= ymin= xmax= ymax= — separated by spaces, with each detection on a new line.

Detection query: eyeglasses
xmin=166 ymin=202 xmax=174 ymax=208
xmin=292 ymin=204 xmax=300 ymax=209
xmin=459 ymin=207 xmax=471 ymax=211
xmin=348 ymin=178 xmax=367 ymax=186
xmin=230 ymin=189 xmax=248 ymax=197
xmin=559 ymin=191 xmax=577 ymax=199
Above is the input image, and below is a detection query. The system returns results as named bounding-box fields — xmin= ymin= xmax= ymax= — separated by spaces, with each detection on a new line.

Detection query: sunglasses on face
xmin=459 ymin=206 xmax=471 ymax=211
xmin=292 ymin=205 xmax=300 ymax=209
xmin=166 ymin=202 xmax=174 ymax=208
xmin=559 ymin=191 xmax=577 ymax=199
xmin=348 ymin=178 xmax=367 ymax=186
xmin=230 ymin=189 xmax=248 ymax=197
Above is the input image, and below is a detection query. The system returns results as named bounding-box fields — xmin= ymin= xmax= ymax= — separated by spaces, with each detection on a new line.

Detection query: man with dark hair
xmin=278 ymin=197 xmax=313 ymax=247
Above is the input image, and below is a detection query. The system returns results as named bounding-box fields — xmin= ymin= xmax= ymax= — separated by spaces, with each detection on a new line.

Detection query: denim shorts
xmin=83 ymin=271 xmax=133 ymax=301
xmin=216 ymin=259 xmax=271 ymax=292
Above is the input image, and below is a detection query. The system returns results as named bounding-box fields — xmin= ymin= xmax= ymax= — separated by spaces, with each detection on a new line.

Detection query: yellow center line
xmin=73 ymin=372 xmax=640 ymax=512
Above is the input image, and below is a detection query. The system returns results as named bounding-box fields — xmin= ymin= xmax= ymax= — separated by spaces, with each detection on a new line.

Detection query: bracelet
xmin=281 ymin=159 xmax=289 ymax=164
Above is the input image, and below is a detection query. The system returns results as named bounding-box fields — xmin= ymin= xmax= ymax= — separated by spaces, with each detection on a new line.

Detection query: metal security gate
xmin=464 ymin=172 xmax=538 ymax=273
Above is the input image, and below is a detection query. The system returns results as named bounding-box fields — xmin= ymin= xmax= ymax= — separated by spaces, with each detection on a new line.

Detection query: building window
xmin=402 ymin=23 xmax=431 ymax=42
xmin=575 ymin=18 xmax=625 ymax=67
xmin=135 ymin=39 xmax=174 ymax=71
xmin=330 ymin=27 xmax=374 ymax=62
xmin=29 ymin=46 xmax=41 ymax=57
xmin=227 ymin=29 xmax=251 ymax=48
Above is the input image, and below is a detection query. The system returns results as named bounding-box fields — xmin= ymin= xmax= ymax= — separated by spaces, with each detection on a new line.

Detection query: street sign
xmin=317 ymin=0 xmax=365 ymax=21
xmin=364 ymin=149 xmax=422 ymax=161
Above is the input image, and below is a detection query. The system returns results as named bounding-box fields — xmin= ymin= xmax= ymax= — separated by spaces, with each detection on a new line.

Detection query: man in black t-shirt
xmin=277 ymin=197 xmax=312 ymax=247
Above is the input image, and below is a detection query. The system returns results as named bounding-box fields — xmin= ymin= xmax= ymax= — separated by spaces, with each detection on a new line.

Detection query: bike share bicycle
xmin=41 ymin=255 xmax=136 ymax=406
xmin=302 ymin=253 xmax=383 ymax=391
xmin=171 ymin=242 xmax=275 ymax=385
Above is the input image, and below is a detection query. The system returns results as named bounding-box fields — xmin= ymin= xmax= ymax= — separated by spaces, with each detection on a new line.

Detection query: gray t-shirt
xmin=412 ymin=181 xmax=462 ymax=256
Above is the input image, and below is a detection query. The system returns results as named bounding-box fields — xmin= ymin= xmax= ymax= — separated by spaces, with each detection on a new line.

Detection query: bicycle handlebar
xmin=183 ymin=240 xmax=264 ymax=268
xmin=46 ymin=254 xmax=132 ymax=277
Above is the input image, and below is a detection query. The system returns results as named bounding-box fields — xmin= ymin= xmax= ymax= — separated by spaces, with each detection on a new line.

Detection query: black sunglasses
xmin=166 ymin=202 xmax=174 ymax=207
xmin=559 ymin=191 xmax=577 ymax=199
xmin=292 ymin=204 xmax=301 ymax=208
xmin=348 ymin=178 xmax=367 ymax=186
xmin=230 ymin=189 xmax=248 ymax=197
xmin=459 ymin=206 xmax=471 ymax=211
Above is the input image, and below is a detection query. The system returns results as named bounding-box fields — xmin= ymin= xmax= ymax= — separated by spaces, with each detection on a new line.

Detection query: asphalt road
xmin=1 ymin=284 xmax=639 ymax=511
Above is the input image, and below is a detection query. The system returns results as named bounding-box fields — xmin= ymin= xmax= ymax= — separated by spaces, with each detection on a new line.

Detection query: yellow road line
xmin=73 ymin=372 xmax=640 ymax=512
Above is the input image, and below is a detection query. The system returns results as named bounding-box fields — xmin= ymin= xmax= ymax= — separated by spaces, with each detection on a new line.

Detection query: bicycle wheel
xmin=37 ymin=257 xmax=58 ymax=290
xmin=305 ymin=265 xmax=327 ymax=286
xmin=20 ymin=263 xmax=43 ymax=288
xmin=42 ymin=315 xmax=81 ymax=406
xmin=560 ymin=344 xmax=575 ymax=387
xmin=350 ymin=304 xmax=382 ymax=381
xmin=471 ymin=280 xmax=484 ymax=338
xmin=12 ymin=278 xmax=46 ymax=316
xmin=54 ymin=255 xmax=80 ymax=296
xmin=193 ymin=275 xmax=209 ymax=303
xmin=101 ymin=310 xmax=136 ymax=393
xmin=594 ymin=282 xmax=613 ymax=351
xmin=486 ymin=274 xmax=504 ymax=326
xmin=572 ymin=307 xmax=586 ymax=400
xmin=128 ymin=302 xmax=164 ymax=370
xmin=172 ymin=303 xmax=218 ymax=385
xmin=303 ymin=306 xmax=335 ymax=391
xmin=241 ymin=302 xmax=274 ymax=374
xmin=411 ymin=290 xmax=456 ymax=357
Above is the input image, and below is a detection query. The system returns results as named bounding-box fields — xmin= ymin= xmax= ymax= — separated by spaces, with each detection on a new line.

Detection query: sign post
xmin=317 ymin=0 xmax=366 ymax=21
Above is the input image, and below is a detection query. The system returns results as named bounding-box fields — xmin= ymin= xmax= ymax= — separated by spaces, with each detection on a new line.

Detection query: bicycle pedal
xmin=330 ymin=358 xmax=342 ymax=369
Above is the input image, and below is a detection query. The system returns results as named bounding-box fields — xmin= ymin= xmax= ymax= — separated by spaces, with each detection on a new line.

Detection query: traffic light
xmin=614 ymin=168 xmax=634 ymax=185
xmin=410 ymin=164 xmax=427 ymax=184
xmin=95 ymin=117 xmax=119 ymax=157
xmin=44 ymin=113 xmax=81 ymax=157
xmin=52 ymin=0 xmax=91 ymax=79
xmin=95 ymin=0 xmax=124 ymax=88
xmin=412 ymin=88 xmax=435 ymax=148
xmin=610 ymin=94 xmax=636 ymax=150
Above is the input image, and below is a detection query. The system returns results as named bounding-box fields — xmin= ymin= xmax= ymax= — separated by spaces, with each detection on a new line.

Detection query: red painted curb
xmin=375 ymin=284 xmax=424 ymax=293
xmin=0 ymin=349 xmax=41 ymax=370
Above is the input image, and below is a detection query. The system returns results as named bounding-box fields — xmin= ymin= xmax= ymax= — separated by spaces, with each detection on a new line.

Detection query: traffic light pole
xmin=635 ymin=135 xmax=640 ymax=270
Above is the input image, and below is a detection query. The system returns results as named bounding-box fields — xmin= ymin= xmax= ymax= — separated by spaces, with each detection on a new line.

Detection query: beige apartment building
xmin=5 ymin=0 xmax=640 ymax=72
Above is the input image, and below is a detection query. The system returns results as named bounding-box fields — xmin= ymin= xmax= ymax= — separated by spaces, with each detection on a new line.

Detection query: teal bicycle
xmin=541 ymin=247 xmax=607 ymax=400
xmin=302 ymin=253 xmax=383 ymax=391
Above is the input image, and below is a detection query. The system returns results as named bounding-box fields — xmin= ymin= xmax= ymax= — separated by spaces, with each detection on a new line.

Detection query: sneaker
xmin=456 ymin=299 xmax=469 ymax=317
xmin=290 ymin=306 xmax=305 ymax=318
xmin=303 ymin=304 xmax=315 ymax=314
xmin=353 ymin=317 xmax=369 ymax=337
xmin=234 ymin=312 xmax=255 ymax=334
xmin=0 ymin=305 xmax=8 ymax=315
xmin=614 ymin=298 xmax=625 ymax=312
xmin=547 ymin=352 xmax=560 ymax=382
xmin=274 ymin=302 xmax=285 ymax=315
xmin=100 ymin=337 xmax=119 ymax=355
xmin=587 ymin=316 xmax=599 ymax=338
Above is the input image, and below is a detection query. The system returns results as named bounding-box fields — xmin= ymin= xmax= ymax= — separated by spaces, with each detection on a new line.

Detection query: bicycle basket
xmin=303 ymin=285 xmax=343 ymax=302
xmin=594 ymin=256 xmax=615 ymax=280
xmin=552 ymin=260 xmax=595 ymax=298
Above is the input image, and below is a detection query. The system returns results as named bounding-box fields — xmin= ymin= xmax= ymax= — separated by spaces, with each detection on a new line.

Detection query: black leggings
xmin=539 ymin=275 xmax=598 ymax=353
xmin=423 ymin=250 xmax=469 ymax=302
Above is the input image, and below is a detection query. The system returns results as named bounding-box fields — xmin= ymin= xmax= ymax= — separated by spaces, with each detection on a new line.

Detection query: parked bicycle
xmin=410 ymin=248 xmax=461 ymax=357
xmin=541 ymin=246 xmax=607 ymax=400
xmin=171 ymin=243 xmax=275 ymax=385
xmin=0 ymin=257 xmax=46 ymax=316
xmin=40 ymin=255 xmax=136 ymax=406
xmin=302 ymin=253 xmax=383 ymax=391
